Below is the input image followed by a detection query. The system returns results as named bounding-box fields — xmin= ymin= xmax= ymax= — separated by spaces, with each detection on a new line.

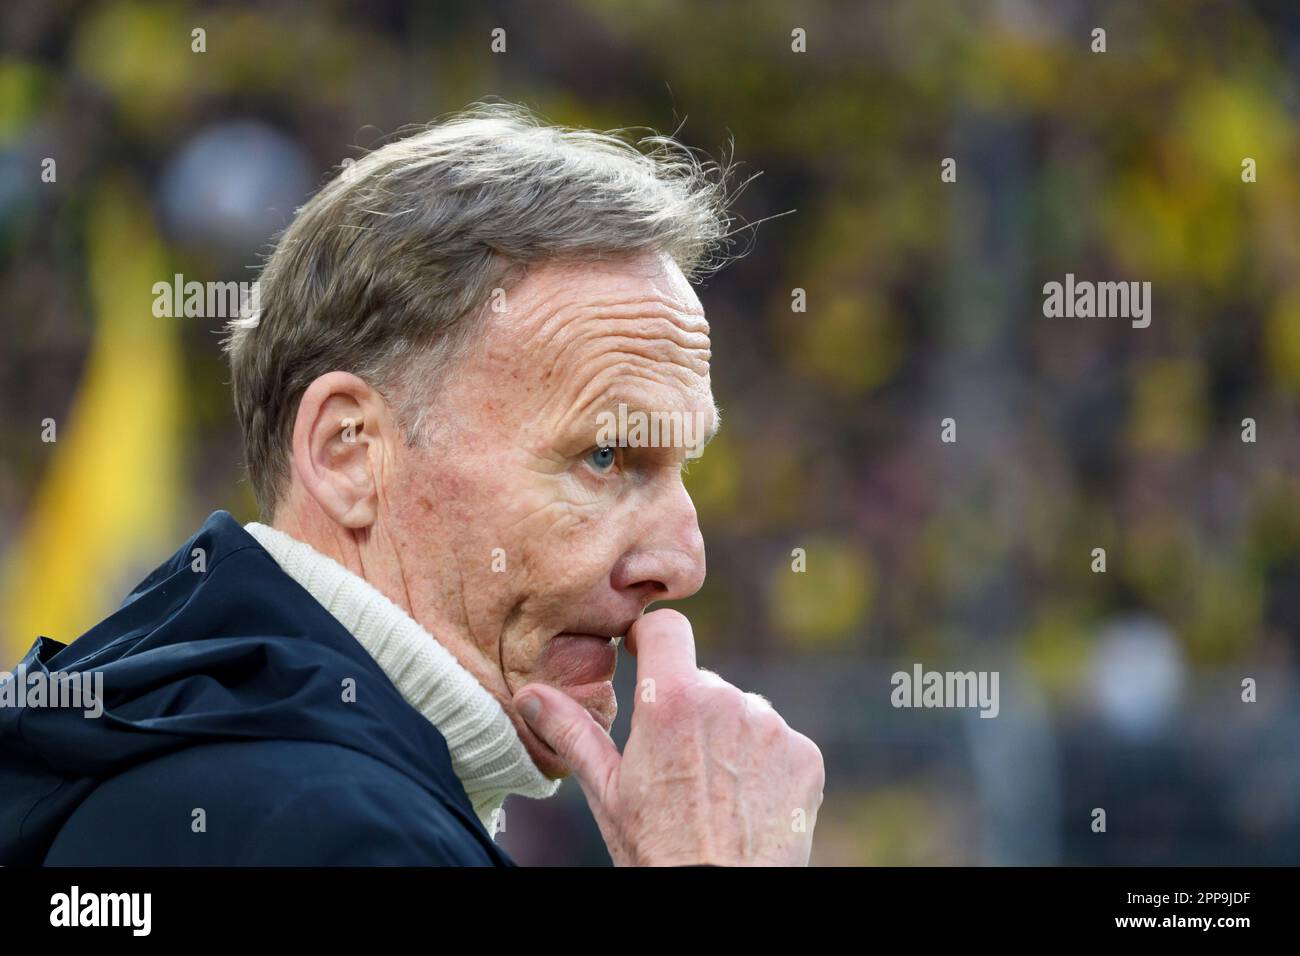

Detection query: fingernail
xmin=517 ymin=693 xmax=542 ymax=722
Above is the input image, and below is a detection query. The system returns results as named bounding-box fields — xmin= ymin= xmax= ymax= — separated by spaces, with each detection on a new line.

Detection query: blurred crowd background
xmin=2 ymin=0 xmax=1299 ymax=865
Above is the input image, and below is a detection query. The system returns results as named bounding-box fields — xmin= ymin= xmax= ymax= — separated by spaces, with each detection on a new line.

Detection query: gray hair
xmin=224 ymin=102 xmax=738 ymax=519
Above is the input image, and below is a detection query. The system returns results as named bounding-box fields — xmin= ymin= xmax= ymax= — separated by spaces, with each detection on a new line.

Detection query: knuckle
xmin=695 ymin=667 xmax=729 ymax=688
xmin=697 ymin=679 xmax=745 ymax=714
xmin=750 ymin=706 xmax=787 ymax=743
xmin=659 ymin=675 xmax=740 ymax=723
xmin=655 ymin=681 xmax=703 ymax=722
xmin=791 ymin=733 xmax=825 ymax=778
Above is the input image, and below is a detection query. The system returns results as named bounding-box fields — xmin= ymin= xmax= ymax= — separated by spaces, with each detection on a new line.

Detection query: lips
xmin=541 ymin=633 xmax=619 ymax=685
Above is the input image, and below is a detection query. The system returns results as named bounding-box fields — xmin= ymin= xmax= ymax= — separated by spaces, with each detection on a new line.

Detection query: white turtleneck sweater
xmin=243 ymin=522 xmax=561 ymax=835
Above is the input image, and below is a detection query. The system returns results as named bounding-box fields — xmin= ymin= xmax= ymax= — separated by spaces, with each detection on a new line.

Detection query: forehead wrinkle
xmin=526 ymin=303 xmax=711 ymax=420
xmin=554 ymin=356 xmax=715 ymax=442
xmin=543 ymin=337 xmax=712 ymax=418
xmin=528 ymin=299 xmax=710 ymax=378
xmin=573 ymin=387 xmax=720 ymax=435
xmin=537 ymin=301 xmax=711 ymax=388
xmin=554 ymin=321 xmax=711 ymax=383
xmin=505 ymin=269 xmax=705 ymax=344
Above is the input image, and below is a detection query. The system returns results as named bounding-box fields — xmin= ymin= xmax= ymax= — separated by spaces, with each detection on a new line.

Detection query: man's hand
xmin=513 ymin=609 xmax=825 ymax=866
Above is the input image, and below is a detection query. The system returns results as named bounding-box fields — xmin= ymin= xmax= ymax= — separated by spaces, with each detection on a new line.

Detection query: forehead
xmin=476 ymin=253 xmax=712 ymax=401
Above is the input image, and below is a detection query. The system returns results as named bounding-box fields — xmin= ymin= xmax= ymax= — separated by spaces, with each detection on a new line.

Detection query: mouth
xmin=541 ymin=632 xmax=620 ymax=686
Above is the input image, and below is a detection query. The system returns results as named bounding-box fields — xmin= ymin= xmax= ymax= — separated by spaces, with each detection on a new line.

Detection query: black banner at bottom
xmin=0 ymin=865 xmax=1287 ymax=941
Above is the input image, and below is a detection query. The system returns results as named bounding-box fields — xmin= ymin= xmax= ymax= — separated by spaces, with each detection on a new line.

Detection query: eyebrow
xmin=700 ymin=400 xmax=722 ymax=449
xmin=580 ymin=396 xmax=722 ymax=453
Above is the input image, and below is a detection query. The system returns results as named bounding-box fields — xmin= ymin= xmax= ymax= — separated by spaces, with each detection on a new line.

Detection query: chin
xmin=521 ymin=680 xmax=618 ymax=780
xmin=532 ymin=632 xmax=619 ymax=731
xmin=562 ymin=678 xmax=618 ymax=732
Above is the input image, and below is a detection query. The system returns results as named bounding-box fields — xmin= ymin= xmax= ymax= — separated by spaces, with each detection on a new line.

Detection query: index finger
xmin=625 ymin=608 xmax=698 ymax=692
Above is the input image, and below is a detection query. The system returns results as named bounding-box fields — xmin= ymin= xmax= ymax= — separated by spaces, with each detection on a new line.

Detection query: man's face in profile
xmin=382 ymin=251 xmax=714 ymax=778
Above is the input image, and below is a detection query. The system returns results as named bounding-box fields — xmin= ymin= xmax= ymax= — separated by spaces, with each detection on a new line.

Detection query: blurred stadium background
xmin=2 ymin=0 xmax=1299 ymax=865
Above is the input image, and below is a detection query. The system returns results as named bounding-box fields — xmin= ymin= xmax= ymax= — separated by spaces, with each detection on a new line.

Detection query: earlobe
xmin=290 ymin=372 xmax=386 ymax=529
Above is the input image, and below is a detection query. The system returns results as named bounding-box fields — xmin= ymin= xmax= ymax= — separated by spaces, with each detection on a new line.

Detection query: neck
xmin=266 ymin=504 xmax=414 ymax=613
xmin=243 ymin=521 xmax=561 ymax=834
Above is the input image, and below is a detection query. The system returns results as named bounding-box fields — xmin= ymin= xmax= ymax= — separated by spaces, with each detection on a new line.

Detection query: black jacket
xmin=0 ymin=511 xmax=513 ymax=866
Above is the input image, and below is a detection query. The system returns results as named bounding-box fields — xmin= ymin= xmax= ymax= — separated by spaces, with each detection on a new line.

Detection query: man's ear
xmin=290 ymin=371 xmax=396 ymax=529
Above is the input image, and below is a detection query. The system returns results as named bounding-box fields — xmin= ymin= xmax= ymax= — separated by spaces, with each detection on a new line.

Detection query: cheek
xmin=497 ymin=498 xmax=627 ymax=669
xmin=512 ymin=484 xmax=628 ymax=587
xmin=390 ymin=458 xmax=510 ymax=612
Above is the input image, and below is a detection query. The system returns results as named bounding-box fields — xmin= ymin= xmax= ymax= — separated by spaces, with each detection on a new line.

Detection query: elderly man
xmin=0 ymin=104 xmax=824 ymax=866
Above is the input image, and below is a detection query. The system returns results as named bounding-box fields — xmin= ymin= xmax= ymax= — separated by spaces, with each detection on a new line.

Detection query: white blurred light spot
xmin=1090 ymin=615 xmax=1185 ymax=741
xmin=158 ymin=121 xmax=312 ymax=255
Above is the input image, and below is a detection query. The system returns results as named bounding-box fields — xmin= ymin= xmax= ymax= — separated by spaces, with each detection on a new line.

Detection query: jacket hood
xmin=0 ymin=511 xmax=483 ymax=865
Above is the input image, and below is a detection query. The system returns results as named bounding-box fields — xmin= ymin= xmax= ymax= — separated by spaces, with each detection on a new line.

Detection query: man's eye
xmin=587 ymin=446 xmax=617 ymax=472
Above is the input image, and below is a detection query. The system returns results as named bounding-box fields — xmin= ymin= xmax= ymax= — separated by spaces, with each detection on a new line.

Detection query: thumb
xmin=514 ymin=683 xmax=620 ymax=805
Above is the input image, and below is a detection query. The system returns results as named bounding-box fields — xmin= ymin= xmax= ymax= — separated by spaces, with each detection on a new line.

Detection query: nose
xmin=610 ymin=479 xmax=706 ymax=605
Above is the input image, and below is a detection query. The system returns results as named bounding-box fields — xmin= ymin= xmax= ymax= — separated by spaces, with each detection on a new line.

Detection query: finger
xmin=513 ymin=683 xmax=620 ymax=806
xmin=625 ymin=608 xmax=699 ymax=695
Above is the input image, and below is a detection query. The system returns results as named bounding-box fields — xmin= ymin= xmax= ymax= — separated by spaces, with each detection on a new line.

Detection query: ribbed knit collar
xmin=243 ymin=522 xmax=561 ymax=834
